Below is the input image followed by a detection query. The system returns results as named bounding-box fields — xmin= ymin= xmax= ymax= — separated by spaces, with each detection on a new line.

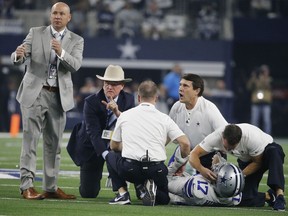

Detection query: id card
xmin=101 ymin=130 xmax=113 ymax=140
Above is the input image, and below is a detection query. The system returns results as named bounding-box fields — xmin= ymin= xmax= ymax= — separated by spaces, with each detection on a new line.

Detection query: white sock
xmin=119 ymin=191 xmax=127 ymax=196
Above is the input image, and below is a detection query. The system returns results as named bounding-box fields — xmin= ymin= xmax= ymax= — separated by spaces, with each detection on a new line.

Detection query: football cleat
xmin=105 ymin=177 xmax=113 ymax=188
xmin=142 ymin=179 xmax=157 ymax=206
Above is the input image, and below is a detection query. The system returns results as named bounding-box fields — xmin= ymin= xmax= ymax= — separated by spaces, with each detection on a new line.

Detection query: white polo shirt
xmin=112 ymin=102 xmax=185 ymax=161
xmin=199 ymin=123 xmax=273 ymax=162
xmin=169 ymin=97 xmax=227 ymax=149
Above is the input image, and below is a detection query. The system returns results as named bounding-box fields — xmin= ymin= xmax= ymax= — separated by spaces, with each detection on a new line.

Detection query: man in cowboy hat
xmin=67 ymin=65 xmax=135 ymax=198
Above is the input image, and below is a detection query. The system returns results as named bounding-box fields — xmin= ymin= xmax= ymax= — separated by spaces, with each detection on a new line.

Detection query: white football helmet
xmin=214 ymin=163 xmax=245 ymax=198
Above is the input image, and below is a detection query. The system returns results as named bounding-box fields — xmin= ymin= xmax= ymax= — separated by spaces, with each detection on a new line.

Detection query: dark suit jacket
xmin=67 ymin=89 xmax=135 ymax=166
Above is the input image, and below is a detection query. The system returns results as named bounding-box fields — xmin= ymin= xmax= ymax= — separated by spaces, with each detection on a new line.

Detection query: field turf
xmin=0 ymin=135 xmax=287 ymax=215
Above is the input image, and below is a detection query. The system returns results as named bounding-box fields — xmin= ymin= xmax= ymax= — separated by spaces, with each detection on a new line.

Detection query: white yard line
xmin=0 ymin=168 xmax=109 ymax=176
xmin=0 ymin=132 xmax=72 ymax=141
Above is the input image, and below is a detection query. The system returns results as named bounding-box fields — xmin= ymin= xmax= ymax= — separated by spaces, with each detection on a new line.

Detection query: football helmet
xmin=214 ymin=163 xmax=245 ymax=198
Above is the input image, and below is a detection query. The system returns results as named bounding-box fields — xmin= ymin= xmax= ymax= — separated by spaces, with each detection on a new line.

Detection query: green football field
xmin=0 ymin=134 xmax=287 ymax=216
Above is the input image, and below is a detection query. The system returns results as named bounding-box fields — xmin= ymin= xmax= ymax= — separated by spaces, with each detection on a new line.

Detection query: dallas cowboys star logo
xmin=118 ymin=39 xmax=140 ymax=59
xmin=220 ymin=173 xmax=232 ymax=186
xmin=220 ymin=176 xmax=228 ymax=185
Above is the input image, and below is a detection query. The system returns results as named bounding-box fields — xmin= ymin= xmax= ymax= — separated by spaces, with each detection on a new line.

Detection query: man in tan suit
xmin=11 ymin=2 xmax=84 ymax=200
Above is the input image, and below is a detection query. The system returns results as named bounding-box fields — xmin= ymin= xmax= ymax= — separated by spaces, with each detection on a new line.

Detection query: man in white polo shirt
xmin=190 ymin=123 xmax=286 ymax=211
xmin=168 ymin=73 xmax=227 ymax=172
xmin=106 ymin=80 xmax=190 ymax=206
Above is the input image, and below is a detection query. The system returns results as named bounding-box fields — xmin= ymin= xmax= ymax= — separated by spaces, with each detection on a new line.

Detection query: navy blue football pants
xmin=238 ymin=142 xmax=285 ymax=207
xmin=106 ymin=151 xmax=170 ymax=205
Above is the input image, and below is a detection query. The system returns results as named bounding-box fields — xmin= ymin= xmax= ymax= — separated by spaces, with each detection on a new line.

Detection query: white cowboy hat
xmin=96 ymin=65 xmax=132 ymax=82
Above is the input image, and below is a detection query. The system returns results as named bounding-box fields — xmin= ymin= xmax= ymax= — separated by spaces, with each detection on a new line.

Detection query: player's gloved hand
xmin=168 ymin=146 xmax=189 ymax=176
xmin=211 ymin=152 xmax=227 ymax=174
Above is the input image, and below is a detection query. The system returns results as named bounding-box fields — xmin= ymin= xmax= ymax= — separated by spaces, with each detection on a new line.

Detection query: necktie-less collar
xmin=140 ymin=102 xmax=154 ymax=106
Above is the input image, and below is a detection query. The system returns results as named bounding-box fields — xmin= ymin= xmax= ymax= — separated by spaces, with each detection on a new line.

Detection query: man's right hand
xmin=15 ymin=44 xmax=26 ymax=61
xmin=200 ymin=167 xmax=217 ymax=182
xmin=101 ymin=96 xmax=121 ymax=117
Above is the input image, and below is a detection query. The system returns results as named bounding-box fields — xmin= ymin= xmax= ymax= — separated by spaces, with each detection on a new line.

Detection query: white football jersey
xmin=168 ymin=174 xmax=242 ymax=206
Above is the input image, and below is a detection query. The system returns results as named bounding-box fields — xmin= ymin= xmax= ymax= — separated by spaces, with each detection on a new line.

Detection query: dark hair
xmin=223 ymin=124 xmax=242 ymax=147
xmin=138 ymin=80 xmax=158 ymax=99
xmin=182 ymin=73 xmax=204 ymax=96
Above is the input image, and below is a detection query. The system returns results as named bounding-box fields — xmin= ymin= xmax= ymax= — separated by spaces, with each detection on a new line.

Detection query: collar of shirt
xmin=50 ymin=26 xmax=66 ymax=37
xmin=105 ymin=95 xmax=119 ymax=103
xmin=139 ymin=102 xmax=155 ymax=107
xmin=193 ymin=96 xmax=202 ymax=110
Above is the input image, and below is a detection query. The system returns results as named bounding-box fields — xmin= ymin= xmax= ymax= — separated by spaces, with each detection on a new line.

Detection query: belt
xmin=43 ymin=86 xmax=59 ymax=92
xmin=124 ymin=158 xmax=163 ymax=166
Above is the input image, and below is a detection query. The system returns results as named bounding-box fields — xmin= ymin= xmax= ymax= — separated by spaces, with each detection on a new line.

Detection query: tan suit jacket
xmin=11 ymin=26 xmax=84 ymax=112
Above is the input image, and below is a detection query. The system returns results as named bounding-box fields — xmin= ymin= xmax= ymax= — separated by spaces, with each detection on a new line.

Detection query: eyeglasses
xmin=104 ymin=81 xmax=123 ymax=86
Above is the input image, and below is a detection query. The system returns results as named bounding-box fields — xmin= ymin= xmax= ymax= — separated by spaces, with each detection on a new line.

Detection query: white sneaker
xmin=142 ymin=179 xmax=157 ymax=206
